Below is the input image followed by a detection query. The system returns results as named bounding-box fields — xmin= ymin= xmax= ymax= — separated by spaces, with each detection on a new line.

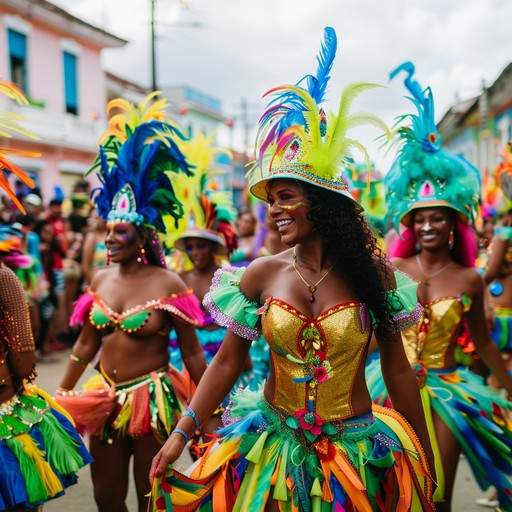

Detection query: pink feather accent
xmin=70 ymin=292 xmax=95 ymax=327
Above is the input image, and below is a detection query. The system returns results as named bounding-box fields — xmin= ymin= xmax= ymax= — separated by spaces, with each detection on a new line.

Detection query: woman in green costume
xmin=149 ymin=28 xmax=436 ymax=512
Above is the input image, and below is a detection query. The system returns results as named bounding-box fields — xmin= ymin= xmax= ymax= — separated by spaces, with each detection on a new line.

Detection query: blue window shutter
xmin=8 ymin=29 xmax=26 ymax=59
xmin=63 ymin=51 xmax=78 ymax=111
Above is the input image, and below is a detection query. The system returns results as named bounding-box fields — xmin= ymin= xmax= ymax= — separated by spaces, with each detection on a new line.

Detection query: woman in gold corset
xmin=367 ymin=62 xmax=512 ymax=512
xmin=149 ymin=28 xmax=437 ymax=512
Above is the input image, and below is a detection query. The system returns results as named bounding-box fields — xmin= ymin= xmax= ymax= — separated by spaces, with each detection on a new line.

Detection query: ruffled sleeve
xmin=69 ymin=291 xmax=95 ymax=327
xmin=374 ymin=270 xmax=423 ymax=332
xmin=203 ymin=266 xmax=262 ymax=341
xmin=155 ymin=289 xmax=204 ymax=326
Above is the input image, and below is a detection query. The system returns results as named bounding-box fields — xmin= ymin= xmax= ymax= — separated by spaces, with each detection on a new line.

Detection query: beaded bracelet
xmin=69 ymin=354 xmax=87 ymax=368
xmin=183 ymin=407 xmax=201 ymax=431
xmin=172 ymin=428 xmax=189 ymax=443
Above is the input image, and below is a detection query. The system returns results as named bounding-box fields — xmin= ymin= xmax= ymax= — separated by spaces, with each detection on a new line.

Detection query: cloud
xmin=56 ymin=0 xmax=512 ymax=168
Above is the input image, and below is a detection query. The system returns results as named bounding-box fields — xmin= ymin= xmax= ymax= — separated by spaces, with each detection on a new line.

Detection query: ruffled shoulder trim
xmin=69 ymin=290 xmax=95 ymax=327
xmin=384 ymin=270 xmax=423 ymax=332
xmin=203 ymin=266 xmax=262 ymax=341
xmin=155 ymin=288 xmax=203 ymax=326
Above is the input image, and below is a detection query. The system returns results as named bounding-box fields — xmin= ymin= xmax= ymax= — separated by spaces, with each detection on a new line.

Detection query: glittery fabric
xmin=401 ymin=296 xmax=470 ymax=369
xmin=264 ymin=299 xmax=368 ymax=421
xmin=0 ymin=266 xmax=35 ymax=352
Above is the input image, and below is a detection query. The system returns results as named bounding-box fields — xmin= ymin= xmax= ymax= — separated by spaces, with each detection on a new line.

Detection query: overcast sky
xmin=54 ymin=0 xmax=512 ymax=170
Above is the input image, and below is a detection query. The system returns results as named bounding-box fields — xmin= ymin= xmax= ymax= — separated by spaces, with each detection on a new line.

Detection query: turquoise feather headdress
xmin=88 ymin=93 xmax=193 ymax=234
xmin=384 ymin=62 xmax=481 ymax=231
xmin=249 ymin=27 xmax=389 ymax=205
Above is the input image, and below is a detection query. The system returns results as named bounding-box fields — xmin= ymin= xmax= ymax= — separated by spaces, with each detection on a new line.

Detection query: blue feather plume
xmin=390 ymin=61 xmax=440 ymax=153
xmin=91 ymin=120 xmax=193 ymax=231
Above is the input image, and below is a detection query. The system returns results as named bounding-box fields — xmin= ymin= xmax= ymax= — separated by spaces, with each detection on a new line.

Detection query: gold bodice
xmin=401 ymin=296 xmax=471 ymax=369
xmin=261 ymin=299 xmax=370 ymax=421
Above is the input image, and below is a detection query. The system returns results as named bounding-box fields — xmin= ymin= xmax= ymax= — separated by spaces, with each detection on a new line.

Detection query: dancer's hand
xmin=149 ymin=432 xmax=187 ymax=483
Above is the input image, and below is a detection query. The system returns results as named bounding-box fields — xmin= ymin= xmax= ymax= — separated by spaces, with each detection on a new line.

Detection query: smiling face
xmin=413 ymin=206 xmax=454 ymax=251
xmin=105 ymin=222 xmax=141 ymax=263
xmin=184 ymin=237 xmax=215 ymax=270
xmin=266 ymin=179 xmax=315 ymax=246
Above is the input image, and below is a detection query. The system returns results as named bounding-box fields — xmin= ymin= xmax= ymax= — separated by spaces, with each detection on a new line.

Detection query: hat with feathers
xmin=384 ymin=62 xmax=481 ymax=231
xmin=170 ymin=132 xmax=237 ymax=255
xmin=248 ymin=27 xmax=389 ymax=206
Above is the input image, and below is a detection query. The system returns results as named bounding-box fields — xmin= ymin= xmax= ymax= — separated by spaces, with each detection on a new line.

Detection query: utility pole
xmin=151 ymin=0 xmax=157 ymax=92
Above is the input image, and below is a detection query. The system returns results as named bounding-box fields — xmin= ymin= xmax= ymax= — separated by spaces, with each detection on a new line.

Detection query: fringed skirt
xmin=55 ymin=365 xmax=189 ymax=443
xmin=0 ymin=383 xmax=92 ymax=510
xmin=491 ymin=305 xmax=512 ymax=352
xmin=366 ymin=359 xmax=512 ymax=509
xmin=150 ymin=388 xmax=436 ymax=512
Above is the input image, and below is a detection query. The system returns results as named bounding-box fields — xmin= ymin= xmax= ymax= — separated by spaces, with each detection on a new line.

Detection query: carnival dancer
xmin=169 ymin=132 xmax=253 ymax=438
xmin=55 ymin=93 xmax=207 ymax=512
xmin=366 ymin=62 xmax=512 ymax=512
xmin=484 ymin=142 xmax=512 ymax=384
xmin=0 ymin=79 xmax=92 ymax=511
xmin=149 ymin=28 xmax=436 ymax=512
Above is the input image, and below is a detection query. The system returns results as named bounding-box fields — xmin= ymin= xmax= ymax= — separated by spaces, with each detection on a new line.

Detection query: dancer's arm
xmin=150 ymin=329 xmax=251 ymax=480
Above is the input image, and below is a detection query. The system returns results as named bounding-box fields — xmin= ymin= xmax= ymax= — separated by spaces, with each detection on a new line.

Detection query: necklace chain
xmin=292 ymin=247 xmax=337 ymax=303
xmin=415 ymin=253 xmax=454 ymax=286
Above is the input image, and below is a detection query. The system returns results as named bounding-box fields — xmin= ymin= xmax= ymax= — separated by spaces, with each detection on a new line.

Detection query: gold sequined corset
xmin=261 ymin=299 xmax=370 ymax=421
xmin=401 ymin=295 xmax=471 ymax=369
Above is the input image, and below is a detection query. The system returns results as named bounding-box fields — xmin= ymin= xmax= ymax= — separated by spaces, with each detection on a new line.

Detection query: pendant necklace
xmin=415 ymin=253 xmax=454 ymax=287
xmin=292 ymin=247 xmax=337 ymax=302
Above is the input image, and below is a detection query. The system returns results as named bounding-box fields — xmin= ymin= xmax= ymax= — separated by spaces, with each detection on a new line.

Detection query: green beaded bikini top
xmin=86 ymin=288 xmax=201 ymax=334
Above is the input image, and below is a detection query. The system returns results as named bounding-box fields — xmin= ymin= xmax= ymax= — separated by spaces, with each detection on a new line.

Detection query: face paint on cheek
xmin=278 ymin=201 xmax=308 ymax=211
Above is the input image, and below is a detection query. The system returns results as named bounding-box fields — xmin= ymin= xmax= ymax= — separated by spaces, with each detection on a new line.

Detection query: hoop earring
xmin=137 ymin=246 xmax=148 ymax=264
xmin=415 ymin=241 xmax=422 ymax=252
xmin=448 ymin=231 xmax=454 ymax=250
xmin=106 ymin=252 xmax=111 ymax=266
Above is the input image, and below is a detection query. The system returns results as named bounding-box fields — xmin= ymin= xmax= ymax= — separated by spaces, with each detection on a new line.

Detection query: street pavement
xmin=36 ymin=348 xmax=494 ymax=511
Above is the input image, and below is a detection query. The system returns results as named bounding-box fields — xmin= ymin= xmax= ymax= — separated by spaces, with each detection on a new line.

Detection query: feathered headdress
xmin=495 ymin=140 xmax=512 ymax=201
xmin=0 ymin=223 xmax=23 ymax=254
xmin=0 ymin=79 xmax=38 ymax=213
xmin=169 ymin=132 xmax=237 ymax=255
xmin=249 ymin=27 xmax=389 ymax=205
xmin=384 ymin=62 xmax=481 ymax=231
xmin=88 ymin=93 xmax=193 ymax=233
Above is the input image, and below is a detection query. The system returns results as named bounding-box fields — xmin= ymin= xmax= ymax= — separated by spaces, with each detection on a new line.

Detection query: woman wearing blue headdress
xmin=366 ymin=62 xmax=512 ymax=512
xmin=149 ymin=29 xmax=436 ymax=512
xmin=55 ymin=94 xmax=208 ymax=512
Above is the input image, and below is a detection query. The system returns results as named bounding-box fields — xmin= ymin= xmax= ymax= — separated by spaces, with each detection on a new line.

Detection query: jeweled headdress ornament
xmin=170 ymin=132 xmax=237 ymax=255
xmin=88 ymin=92 xmax=193 ymax=233
xmin=384 ymin=62 xmax=481 ymax=232
xmin=249 ymin=27 xmax=389 ymax=205
xmin=0 ymin=79 xmax=38 ymax=213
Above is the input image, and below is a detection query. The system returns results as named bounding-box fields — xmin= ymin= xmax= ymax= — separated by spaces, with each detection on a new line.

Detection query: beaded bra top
xmin=70 ymin=288 xmax=203 ymax=334
xmin=401 ymin=295 xmax=471 ymax=369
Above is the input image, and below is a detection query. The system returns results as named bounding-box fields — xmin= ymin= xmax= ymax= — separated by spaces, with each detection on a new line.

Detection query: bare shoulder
xmin=89 ymin=267 xmax=115 ymax=290
xmin=240 ymin=249 xmax=293 ymax=302
xmin=155 ymin=267 xmax=190 ymax=294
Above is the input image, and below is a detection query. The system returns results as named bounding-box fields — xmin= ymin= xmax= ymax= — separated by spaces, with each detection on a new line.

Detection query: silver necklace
xmin=415 ymin=253 xmax=454 ymax=286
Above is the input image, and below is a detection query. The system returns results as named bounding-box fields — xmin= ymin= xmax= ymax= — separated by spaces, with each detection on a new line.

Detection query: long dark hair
xmin=300 ymin=181 xmax=396 ymax=339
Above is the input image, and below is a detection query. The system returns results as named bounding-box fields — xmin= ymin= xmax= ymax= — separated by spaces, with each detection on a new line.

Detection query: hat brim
xmin=175 ymin=230 xmax=228 ymax=255
xmin=250 ymin=174 xmax=362 ymax=211
xmin=399 ymin=200 xmax=470 ymax=227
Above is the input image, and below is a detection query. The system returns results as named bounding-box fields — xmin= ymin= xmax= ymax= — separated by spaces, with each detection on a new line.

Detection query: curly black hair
xmin=300 ymin=181 xmax=396 ymax=339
